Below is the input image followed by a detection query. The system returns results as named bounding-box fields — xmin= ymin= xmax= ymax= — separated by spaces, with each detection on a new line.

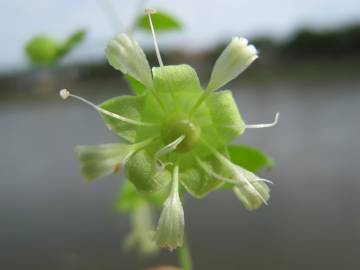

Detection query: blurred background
xmin=1 ymin=0 xmax=360 ymax=269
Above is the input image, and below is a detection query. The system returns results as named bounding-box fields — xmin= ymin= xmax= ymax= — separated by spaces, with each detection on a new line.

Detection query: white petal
xmin=154 ymin=165 xmax=184 ymax=251
xmin=207 ymin=37 xmax=258 ymax=91
xmin=105 ymin=33 xmax=153 ymax=88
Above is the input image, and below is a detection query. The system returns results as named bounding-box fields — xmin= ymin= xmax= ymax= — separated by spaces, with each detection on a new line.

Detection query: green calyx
xmin=161 ymin=114 xmax=201 ymax=153
xmin=97 ymin=63 xmax=247 ymax=198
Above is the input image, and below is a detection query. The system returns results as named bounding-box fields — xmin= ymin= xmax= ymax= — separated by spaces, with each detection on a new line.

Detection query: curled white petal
xmin=207 ymin=37 xmax=258 ymax=91
xmin=154 ymin=165 xmax=184 ymax=251
xmin=105 ymin=33 xmax=153 ymax=88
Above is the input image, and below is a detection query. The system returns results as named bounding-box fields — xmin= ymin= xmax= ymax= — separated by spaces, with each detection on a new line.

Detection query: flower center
xmin=161 ymin=115 xmax=201 ymax=153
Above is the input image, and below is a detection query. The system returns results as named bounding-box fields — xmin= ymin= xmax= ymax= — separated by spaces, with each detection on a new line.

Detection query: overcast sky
xmin=1 ymin=0 xmax=360 ymax=71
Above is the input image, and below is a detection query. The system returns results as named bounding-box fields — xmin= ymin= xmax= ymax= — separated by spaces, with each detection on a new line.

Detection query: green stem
xmin=178 ymin=233 xmax=193 ymax=270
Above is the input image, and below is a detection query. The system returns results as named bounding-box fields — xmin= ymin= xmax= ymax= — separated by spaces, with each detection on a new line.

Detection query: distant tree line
xmin=254 ymin=24 xmax=360 ymax=60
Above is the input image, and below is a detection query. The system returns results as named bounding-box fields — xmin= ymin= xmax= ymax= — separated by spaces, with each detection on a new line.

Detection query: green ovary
xmin=161 ymin=114 xmax=201 ymax=152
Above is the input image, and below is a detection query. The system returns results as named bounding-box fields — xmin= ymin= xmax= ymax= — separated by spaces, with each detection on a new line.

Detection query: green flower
xmin=60 ymin=10 xmax=278 ymax=251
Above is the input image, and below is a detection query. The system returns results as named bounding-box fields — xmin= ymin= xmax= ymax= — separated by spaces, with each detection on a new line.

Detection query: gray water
xmin=1 ymin=74 xmax=360 ymax=270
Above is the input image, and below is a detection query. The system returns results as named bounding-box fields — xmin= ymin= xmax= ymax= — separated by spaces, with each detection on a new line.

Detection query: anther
xmin=144 ymin=7 xmax=157 ymax=14
xmin=59 ymin=89 xmax=70 ymax=100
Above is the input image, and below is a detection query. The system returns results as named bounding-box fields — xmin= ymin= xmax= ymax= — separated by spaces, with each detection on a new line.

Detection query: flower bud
xmin=207 ymin=37 xmax=258 ymax=91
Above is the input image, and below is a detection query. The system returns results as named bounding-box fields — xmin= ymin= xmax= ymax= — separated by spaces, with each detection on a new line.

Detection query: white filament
xmin=154 ymin=135 xmax=185 ymax=169
xmin=59 ymin=89 xmax=158 ymax=127
xmin=145 ymin=8 xmax=164 ymax=67
xmin=245 ymin=112 xmax=280 ymax=129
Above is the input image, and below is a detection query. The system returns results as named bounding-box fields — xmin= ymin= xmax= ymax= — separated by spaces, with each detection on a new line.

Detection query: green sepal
xmin=206 ymin=90 xmax=245 ymax=142
xmin=153 ymin=64 xmax=202 ymax=94
xmin=99 ymin=95 xmax=146 ymax=143
xmin=125 ymin=149 xmax=171 ymax=193
xmin=137 ymin=11 xmax=182 ymax=32
xmin=180 ymin=155 xmax=225 ymax=198
xmin=124 ymin=75 xmax=146 ymax=96
xmin=152 ymin=64 xmax=203 ymax=113
xmin=75 ymin=143 xmax=133 ymax=181
xmin=228 ymin=144 xmax=275 ymax=172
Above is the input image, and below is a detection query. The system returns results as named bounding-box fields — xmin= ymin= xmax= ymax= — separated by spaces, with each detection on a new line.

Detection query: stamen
xmin=193 ymin=154 xmax=237 ymax=184
xmin=245 ymin=112 xmax=280 ymax=129
xmin=59 ymin=89 xmax=159 ymax=127
xmin=194 ymin=154 xmax=273 ymax=185
xmin=154 ymin=135 xmax=185 ymax=169
xmin=145 ymin=8 xmax=164 ymax=67
xmin=199 ymin=139 xmax=268 ymax=204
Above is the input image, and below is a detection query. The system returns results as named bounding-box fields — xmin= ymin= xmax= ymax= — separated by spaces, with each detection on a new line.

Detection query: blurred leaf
xmin=137 ymin=11 xmax=182 ymax=32
xmin=228 ymin=144 xmax=275 ymax=172
xmin=124 ymin=75 xmax=146 ymax=95
xmin=25 ymin=30 xmax=86 ymax=66
xmin=124 ymin=204 xmax=159 ymax=256
xmin=58 ymin=29 xmax=86 ymax=57
xmin=25 ymin=35 xmax=60 ymax=65
xmin=115 ymin=180 xmax=165 ymax=213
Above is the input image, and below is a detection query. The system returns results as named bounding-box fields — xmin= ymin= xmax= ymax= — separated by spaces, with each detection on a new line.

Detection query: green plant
xmin=25 ymin=30 xmax=86 ymax=65
xmin=59 ymin=7 xmax=278 ymax=269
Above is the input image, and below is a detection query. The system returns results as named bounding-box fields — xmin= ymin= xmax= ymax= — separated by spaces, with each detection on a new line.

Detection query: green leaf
xmin=206 ymin=90 xmax=245 ymax=142
xmin=116 ymin=180 xmax=166 ymax=213
xmin=124 ymin=75 xmax=146 ymax=96
xmin=58 ymin=29 xmax=86 ymax=57
xmin=100 ymin=95 xmax=146 ymax=143
xmin=124 ymin=204 xmax=159 ymax=255
xmin=228 ymin=144 xmax=275 ymax=173
xmin=76 ymin=143 xmax=134 ymax=180
xmin=116 ymin=180 xmax=143 ymax=212
xmin=137 ymin=11 xmax=182 ymax=32
xmin=25 ymin=35 xmax=60 ymax=65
